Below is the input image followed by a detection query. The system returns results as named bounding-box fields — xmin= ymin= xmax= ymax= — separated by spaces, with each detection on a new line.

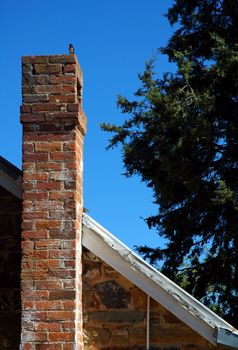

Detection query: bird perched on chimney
xmin=69 ymin=43 xmax=75 ymax=54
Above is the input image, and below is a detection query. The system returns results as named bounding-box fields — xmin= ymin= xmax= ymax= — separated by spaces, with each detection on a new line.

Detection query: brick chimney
xmin=20 ymin=54 xmax=87 ymax=350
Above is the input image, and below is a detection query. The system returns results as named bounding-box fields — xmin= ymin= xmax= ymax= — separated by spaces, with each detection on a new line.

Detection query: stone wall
xmin=0 ymin=187 xmax=22 ymax=349
xmin=82 ymin=247 xmax=217 ymax=350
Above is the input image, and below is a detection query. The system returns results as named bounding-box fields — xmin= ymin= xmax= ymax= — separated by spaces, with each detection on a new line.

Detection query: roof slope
xmin=82 ymin=214 xmax=238 ymax=349
xmin=0 ymin=156 xmax=22 ymax=198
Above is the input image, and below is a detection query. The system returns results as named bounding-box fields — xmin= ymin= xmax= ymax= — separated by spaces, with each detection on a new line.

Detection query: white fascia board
xmin=0 ymin=170 xmax=22 ymax=199
xmin=82 ymin=214 xmax=238 ymax=348
xmin=217 ymin=328 xmax=238 ymax=349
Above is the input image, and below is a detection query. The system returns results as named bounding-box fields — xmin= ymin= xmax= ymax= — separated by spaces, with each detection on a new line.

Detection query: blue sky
xmin=0 ymin=0 xmax=174 ymax=250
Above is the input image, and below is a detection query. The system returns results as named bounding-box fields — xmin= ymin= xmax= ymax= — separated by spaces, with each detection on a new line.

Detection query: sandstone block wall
xmin=82 ymin=247 xmax=218 ymax=350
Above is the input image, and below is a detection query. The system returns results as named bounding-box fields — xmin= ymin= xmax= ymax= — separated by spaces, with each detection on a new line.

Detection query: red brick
xmin=23 ymin=56 xmax=49 ymax=64
xmin=62 ymin=85 xmax=75 ymax=93
xmin=62 ymin=300 xmax=75 ymax=309
xmin=35 ymin=345 xmax=62 ymax=350
xmin=62 ymin=322 xmax=74 ymax=331
xmin=21 ymin=113 xmax=47 ymax=124
xmin=63 ymin=344 xmax=74 ymax=350
xmin=50 ymin=151 xmax=76 ymax=161
xmin=21 ymin=270 xmax=47 ymax=279
xmin=35 ymin=142 xmax=62 ymax=152
xmin=48 ymin=332 xmax=74 ymax=341
xmin=22 ymin=290 xmax=48 ymax=301
xmin=23 ymin=192 xmax=48 ymax=201
xmin=34 ymin=181 xmax=61 ymax=191
xmin=34 ymin=300 xmax=62 ymax=310
xmin=36 ymin=259 xmax=61 ymax=269
xmin=22 ymin=85 xmax=35 ymax=94
xmin=49 ymin=95 xmax=76 ymax=103
xmin=23 ymin=143 xmax=34 ymax=152
xmin=24 ymin=172 xmax=48 ymax=181
xmin=47 ymin=311 xmax=74 ymax=321
xmin=21 ymin=240 xmax=34 ymax=251
xmin=21 ymin=260 xmax=34 ymax=269
xmin=22 ymin=221 xmax=34 ymax=230
xmin=49 ymin=250 xmax=75 ymax=259
xmin=50 ymin=75 xmax=76 ymax=84
xmin=23 ymin=95 xmax=49 ymax=103
xmin=63 ymin=64 xmax=76 ymax=73
xmin=35 ymin=84 xmax=61 ymax=94
xmin=35 ymin=220 xmax=61 ymax=230
xmin=34 ymin=250 xmax=49 ymax=259
xmin=67 ymin=103 xmax=80 ymax=112
xmin=34 ymin=63 xmax=62 ymax=74
xmin=49 ymin=191 xmax=75 ymax=200
xmin=31 ymin=103 xmax=61 ymax=112
xmin=35 ymin=281 xmax=62 ymax=290
xmin=34 ymin=239 xmax=62 ymax=249
xmin=22 ymin=301 xmax=34 ymax=310
xmin=22 ymin=343 xmax=34 ymax=350
xmin=36 ymin=162 xmax=62 ymax=171
xmin=35 ymin=322 xmax=61 ymax=332
xmin=22 ymin=230 xmax=48 ymax=240
xmin=47 ymin=269 xmax=76 ymax=279
xmin=22 ymin=212 xmax=48 ymax=220
xmin=49 ymin=290 xmax=75 ymax=300
xmin=49 ymin=55 xmax=76 ymax=64
xmin=20 ymin=104 xmax=31 ymax=113
xmin=23 ymin=152 xmax=48 ymax=162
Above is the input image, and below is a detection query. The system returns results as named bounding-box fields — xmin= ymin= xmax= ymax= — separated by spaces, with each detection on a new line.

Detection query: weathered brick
xmin=23 ymin=192 xmax=48 ymax=201
xmin=63 ymin=64 xmax=76 ymax=73
xmin=49 ymin=290 xmax=75 ymax=300
xmin=23 ymin=152 xmax=48 ymax=162
xmin=34 ymin=281 xmax=62 ymax=290
xmin=49 ymin=55 xmax=76 ymax=64
xmin=34 ymin=300 xmax=62 ymax=310
xmin=67 ymin=103 xmax=80 ymax=112
xmin=35 ymin=84 xmax=61 ymax=94
xmin=22 ymin=229 xmax=48 ymax=240
xmin=34 ymin=63 xmax=62 ymax=74
xmin=35 ymin=322 xmax=61 ymax=332
xmin=35 ymin=141 xmax=62 ymax=152
xmin=31 ymin=102 xmax=61 ymax=112
xmin=23 ymin=56 xmax=49 ymax=64
xmin=50 ymin=75 xmax=76 ymax=84
xmin=48 ymin=332 xmax=74 ymax=342
xmin=21 ymin=53 xmax=86 ymax=349
xmin=49 ymin=95 xmax=76 ymax=103
xmin=23 ymin=95 xmax=49 ymax=103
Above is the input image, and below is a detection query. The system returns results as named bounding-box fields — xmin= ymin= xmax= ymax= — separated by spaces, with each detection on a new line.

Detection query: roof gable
xmin=82 ymin=214 xmax=238 ymax=349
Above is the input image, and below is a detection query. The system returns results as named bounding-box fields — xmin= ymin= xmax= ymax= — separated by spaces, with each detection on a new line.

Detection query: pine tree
xmin=101 ymin=0 xmax=238 ymax=326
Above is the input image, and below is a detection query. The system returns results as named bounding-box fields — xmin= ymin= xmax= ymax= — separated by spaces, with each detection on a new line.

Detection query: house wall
xmin=0 ymin=187 xmax=22 ymax=349
xmin=83 ymin=247 xmax=226 ymax=350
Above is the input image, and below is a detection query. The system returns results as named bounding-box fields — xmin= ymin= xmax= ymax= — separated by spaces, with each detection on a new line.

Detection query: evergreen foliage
xmin=101 ymin=0 xmax=238 ymax=326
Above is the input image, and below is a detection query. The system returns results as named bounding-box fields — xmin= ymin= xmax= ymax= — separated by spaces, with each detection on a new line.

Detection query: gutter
xmin=216 ymin=328 xmax=238 ymax=349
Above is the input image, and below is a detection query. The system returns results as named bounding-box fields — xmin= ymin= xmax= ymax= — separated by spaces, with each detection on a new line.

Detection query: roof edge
xmin=217 ymin=328 xmax=238 ymax=349
xmin=0 ymin=156 xmax=22 ymax=199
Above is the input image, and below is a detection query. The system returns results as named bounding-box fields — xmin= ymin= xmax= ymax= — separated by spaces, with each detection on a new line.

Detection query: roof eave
xmin=217 ymin=328 xmax=238 ymax=349
xmin=0 ymin=157 xmax=22 ymax=199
